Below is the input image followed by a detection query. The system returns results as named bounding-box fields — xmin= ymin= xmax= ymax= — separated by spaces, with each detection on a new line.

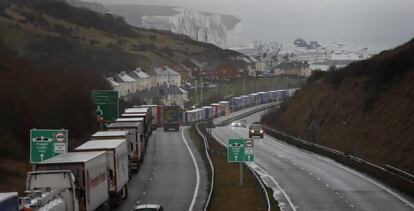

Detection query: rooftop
xmin=75 ymin=139 xmax=126 ymax=150
xmin=39 ymin=151 xmax=106 ymax=164
xmin=151 ymin=66 xmax=180 ymax=76
xmin=115 ymin=71 xmax=136 ymax=83
xmin=128 ymin=68 xmax=151 ymax=79
xmin=91 ymin=131 xmax=129 ymax=137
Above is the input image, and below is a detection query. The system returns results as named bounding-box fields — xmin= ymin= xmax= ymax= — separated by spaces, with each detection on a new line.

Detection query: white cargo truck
xmin=31 ymin=151 xmax=110 ymax=211
xmin=75 ymin=139 xmax=129 ymax=206
xmin=107 ymin=121 xmax=143 ymax=172
xmin=137 ymin=105 xmax=158 ymax=129
xmin=91 ymin=131 xmax=133 ymax=178
xmin=115 ymin=118 xmax=147 ymax=154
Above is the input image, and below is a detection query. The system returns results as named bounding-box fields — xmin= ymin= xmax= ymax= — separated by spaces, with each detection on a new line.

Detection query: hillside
xmin=0 ymin=0 xmax=243 ymax=192
xmin=0 ymin=0 xmax=239 ymax=73
xmin=262 ymin=38 xmax=414 ymax=174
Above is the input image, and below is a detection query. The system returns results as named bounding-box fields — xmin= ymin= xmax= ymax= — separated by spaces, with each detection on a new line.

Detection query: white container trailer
xmin=33 ymin=151 xmax=110 ymax=211
xmin=75 ymin=139 xmax=129 ymax=206
xmin=116 ymin=118 xmax=147 ymax=154
xmin=90 ymin=131 xmax=132 ymax=178
xmin=107 ymin=122 xmax=143 ymax=172
xmin=138 ymin=105 xmax=158 ymax=129
xmin=186 ymin=110 xmax=196 ymax=123
xmin=219 ymin=101 xmax=230 ymax=115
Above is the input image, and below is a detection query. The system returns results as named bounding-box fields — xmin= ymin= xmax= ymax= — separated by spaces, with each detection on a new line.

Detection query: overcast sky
xmin=84 ymin=0 xmax=414 ymax=51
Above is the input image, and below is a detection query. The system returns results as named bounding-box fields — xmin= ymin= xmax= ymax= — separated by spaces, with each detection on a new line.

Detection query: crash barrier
xmin=195 ymin=123 xmax=215 ymax=211
xmin=246 ymin=164 xmax=271 ymax=211
xmin=206 ymin=125 xmax=272 ymax=211
xmin=263 ymin=126 xmax=414 ymax=197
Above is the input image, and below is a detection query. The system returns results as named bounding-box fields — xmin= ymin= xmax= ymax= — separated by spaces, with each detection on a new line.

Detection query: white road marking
xmin=181 ymin=127 xmax=201 ymax=211
xmin=263 ymin=128 xmax=414 ymax=208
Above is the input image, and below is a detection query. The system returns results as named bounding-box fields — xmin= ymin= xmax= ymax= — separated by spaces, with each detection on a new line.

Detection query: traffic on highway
xmin=5 ymin=89 xmax=295 ymax=211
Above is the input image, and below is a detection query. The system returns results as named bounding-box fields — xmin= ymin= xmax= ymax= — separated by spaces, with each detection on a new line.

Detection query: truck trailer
xmin=31 ymin=151 xmax=110 ymax=211
xmin=107 ymin=121 xmax=144 ymax=171
xmin=0 ymin=192 xmax=18 ymax=211
xmin=163 ymin=106 xmax=180 ymax=131
xmin=75 ymin=139 xmax=129 ymax=206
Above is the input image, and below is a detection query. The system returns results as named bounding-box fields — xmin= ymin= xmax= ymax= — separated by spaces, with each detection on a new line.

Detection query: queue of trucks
xmin=182 ymin=89 xmax=298 ymax=124
xmin=16 ymin=105 xmax=160 ymax=211
xmin=1 ymin=89 xmax=298 ymax=211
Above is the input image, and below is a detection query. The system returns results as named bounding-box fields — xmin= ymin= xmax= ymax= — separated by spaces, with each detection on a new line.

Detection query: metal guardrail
xmin=246 ymin=164 xmax=272 ymax=211
xmin=207 ymin=125 xmax=272 ymax=211
xmin=385 ymin=165 xmax=414 ymax=182
xmin=263 ymin=126 xmax=414 ymax=197
xmin=195 ymin=123 xmax=215 ymax=211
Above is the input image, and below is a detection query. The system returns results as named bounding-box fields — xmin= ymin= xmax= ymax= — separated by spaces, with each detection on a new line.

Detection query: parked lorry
xmin=107 ymin=121 xmax=143 ymax=171
xmin=0 ymin=192 xmax=18 ymax=211
xmin=137 ymin=105 xmax=159 ymax=129
xmin=124 ymin=107 xmax=153 ymax=136
xmin=75 ymin=139 xmax=129 ymax=206
xmin=116 ymin=117 xmax=148 ymax=153
xmin=163 ymin=106 xmax=180 ymax=131
xmin=29 ymin=151 xmax=110 ymax=211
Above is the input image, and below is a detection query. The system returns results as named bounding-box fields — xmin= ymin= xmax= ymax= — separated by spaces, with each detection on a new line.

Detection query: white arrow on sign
xmin=40 ymin=153 xmax=44 ymax=162
xmin=235 ymin=155 xmax=238 ymax=161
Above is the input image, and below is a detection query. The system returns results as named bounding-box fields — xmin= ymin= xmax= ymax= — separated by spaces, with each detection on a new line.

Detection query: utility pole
xmin=200 ymin=77 xmax=203 ymax=105
xmin=196 ymin=26 xmax=199 ymax=41
xmin=243 ymin=75 xmax=246 ymax=94
xmin=204 ymin=28 xmax=208 ymax=43
xmin=194 ymin=79 xmax=198 ymax=106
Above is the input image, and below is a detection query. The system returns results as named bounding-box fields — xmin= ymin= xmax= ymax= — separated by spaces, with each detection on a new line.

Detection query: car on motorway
xmin=231 ymin=120 xmax=242 ymax=127
xmin=133 ymin=204 xmax=164 ymax=211
xmin=231 ymin=119 xmax=247 ymax=127
xmin=249 ymin=123 xmax=264 ymax=138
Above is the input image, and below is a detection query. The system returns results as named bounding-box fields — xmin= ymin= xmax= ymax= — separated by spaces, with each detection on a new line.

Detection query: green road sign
xmin=92 ymin=90 xmax=119 ymax=121
xmin=30 ymin=129 xmax=68 ymax=163
xmin=227 ymin=138 xmax=254 ymax=162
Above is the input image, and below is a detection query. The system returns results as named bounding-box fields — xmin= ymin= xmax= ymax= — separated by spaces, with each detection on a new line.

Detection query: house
xmin=207 ymin=64 xmax=241 ymax=81
xmin=171 ymin=63 xmax=191 ymax=82
xmin=127 ymin=67 xmax=152 ymax=91
xmin=113 ymin=71 xmax=137 ymax=96
xmin=273 ymin=61 xmax=311 ymax=77
xmin=127 ymin=84 xmax=188 ymax=107
xmin=106 ymin=77 xmax=123 ymax=95
xmin=182 ymin=59 xmax=201 ymax=80
xmin=148 ymin=65 xmax=181 ymax=87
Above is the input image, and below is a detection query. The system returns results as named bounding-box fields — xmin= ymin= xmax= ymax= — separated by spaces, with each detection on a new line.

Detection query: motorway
xmin=213 ymin=110 xmax=414 ymax=211
xmin=114 ymin=127 xmax=208 ymax=211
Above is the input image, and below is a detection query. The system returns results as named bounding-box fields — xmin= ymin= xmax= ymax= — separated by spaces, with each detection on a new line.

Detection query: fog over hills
xmin=81 ymin=0 xmax=414 ymax=52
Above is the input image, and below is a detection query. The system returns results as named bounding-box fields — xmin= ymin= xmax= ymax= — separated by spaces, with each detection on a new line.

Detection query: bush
xmin=0 ymin=44 xmax=110 ymax=159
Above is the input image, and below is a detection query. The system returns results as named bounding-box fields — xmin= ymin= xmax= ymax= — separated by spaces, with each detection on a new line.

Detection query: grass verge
xmin=189 ymin=125 xmax=279 ymax=211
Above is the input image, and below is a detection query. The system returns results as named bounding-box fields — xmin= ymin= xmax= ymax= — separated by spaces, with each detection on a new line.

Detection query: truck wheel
xmin=260 ymin=135 xmax=264 ymax=139
xmin=249 ymin=134 xmax=252 ymax=138
xmin=122 ymin=185 xmax=128 ymax=199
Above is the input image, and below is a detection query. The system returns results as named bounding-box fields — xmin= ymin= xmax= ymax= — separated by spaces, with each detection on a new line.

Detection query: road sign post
xmin=92 ymin=90 xmax=119 ymax=122
xmin=227 ymin=138 xmax=254 ymax=187
xmin=30 ymin=129 xmax=68 ymax=164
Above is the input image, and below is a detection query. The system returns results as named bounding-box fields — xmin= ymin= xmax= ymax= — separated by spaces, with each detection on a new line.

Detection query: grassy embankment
xmin=189 ymin=75 xmax=306 ymax=106
xmin=188 ymin=126 xmax=279 ymax=211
